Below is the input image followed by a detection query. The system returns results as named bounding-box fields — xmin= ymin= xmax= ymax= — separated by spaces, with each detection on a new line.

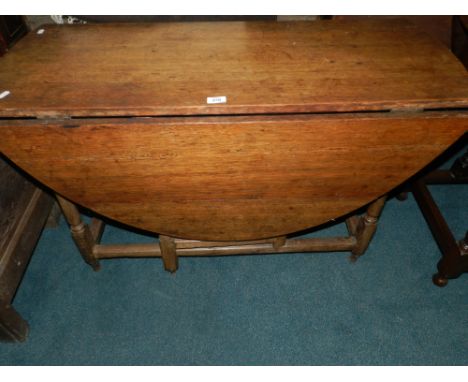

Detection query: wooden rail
xmin=57 ymin=195 xmax=387 ymax=273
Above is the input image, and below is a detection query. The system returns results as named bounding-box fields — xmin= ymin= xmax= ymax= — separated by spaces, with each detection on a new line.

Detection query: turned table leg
xmin=350 ymin=196 xmax=387 ymax=261
xmin=56 ymin=195 xmax=100 ymax=271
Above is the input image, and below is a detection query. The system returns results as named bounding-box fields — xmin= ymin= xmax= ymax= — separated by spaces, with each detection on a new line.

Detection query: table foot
xmin=432 ymin=273 xmax=449 ymax=287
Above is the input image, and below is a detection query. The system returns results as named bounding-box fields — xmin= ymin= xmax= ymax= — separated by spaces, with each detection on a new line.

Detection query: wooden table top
xmin=0 ymin=18 xmax=467 ymax=118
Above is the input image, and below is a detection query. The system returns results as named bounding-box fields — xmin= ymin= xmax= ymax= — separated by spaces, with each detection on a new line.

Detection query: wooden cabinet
xmin=0 ymin=17 xmax=53 ymax=341
xmin=0 ymin=158 xmax=53 ymax=341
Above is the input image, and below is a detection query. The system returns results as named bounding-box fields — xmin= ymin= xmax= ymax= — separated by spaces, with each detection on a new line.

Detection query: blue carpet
xmin=0 ymin=160 xmax=467 ymax=365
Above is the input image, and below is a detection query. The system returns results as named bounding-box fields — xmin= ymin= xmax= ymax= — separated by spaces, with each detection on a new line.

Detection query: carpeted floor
xmin=0 ymin=153 xmax=467 ymax=365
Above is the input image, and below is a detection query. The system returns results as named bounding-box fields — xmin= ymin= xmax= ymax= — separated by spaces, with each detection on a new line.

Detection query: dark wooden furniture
xmin=0 ymin=16 xmax=28 ymax=56
xmin=419 ymin=16 xmax=468 ymax=287
xmin=0 ymin=16 xmax=54 ymax=343
xmin=399 ymin=16 xmax=468 ymax=286
xmin=0 ymin=19 xmax=467 ymax=274
xmin=411 ymin=147 xmax=468 ymax=286
xmin=0 ymin=157 xmax=53 ymax=341
xmin=452 ymin=16 xmax=468 ymax=68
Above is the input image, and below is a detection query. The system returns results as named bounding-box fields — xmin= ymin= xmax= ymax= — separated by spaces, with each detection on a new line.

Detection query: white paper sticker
xmin=207 ymin=96 xmax=227 ymax=104
xmin=0 ymin=90 xmax=10 ymax=99
xmin=37 ymin=29 xmax=45 ymax=35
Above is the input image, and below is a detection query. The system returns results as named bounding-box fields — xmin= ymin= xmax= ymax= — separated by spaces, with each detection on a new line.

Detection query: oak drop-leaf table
xmin=0 ymin=19 xmax=467 ymax=283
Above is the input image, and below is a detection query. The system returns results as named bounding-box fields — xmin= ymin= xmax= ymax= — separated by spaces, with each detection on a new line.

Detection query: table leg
xmin=159 ymin=235 xmax=178 ymax=273
xmin=433 ymin=231 xmax=468 ymax=287
xmin=53 ymin=195 xmax=386 ymax=273
xmin=411 ymin=176 xmax=468 ymax=286
xmin=351 ymin=196 xmax=387 ymax=261
xmin=56 ymin=195 xmax=100 ymax=271
xmin=396 ymin=146 xmax=468 ymax=286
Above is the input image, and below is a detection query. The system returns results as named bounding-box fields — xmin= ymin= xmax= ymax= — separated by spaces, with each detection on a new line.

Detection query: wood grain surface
xmin=0 ymin=112 xmax=466 ymax=240
xmin=0 ymin=19 xmax=467 ymax=118
xmin=0 ymin=19 xmax=467 ymax=241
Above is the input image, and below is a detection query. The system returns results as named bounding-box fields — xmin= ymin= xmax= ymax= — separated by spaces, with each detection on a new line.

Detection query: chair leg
xmin=351 ymin=196 xmax=387 ymax=261
xmin=56 ymin=195 xmax=100 ymax=271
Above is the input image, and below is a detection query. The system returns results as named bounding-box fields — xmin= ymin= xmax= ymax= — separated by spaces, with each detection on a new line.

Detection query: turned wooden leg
xmin=159 ymin=235 xmax=178 ymax=273
xmin=0 ymin=301 xmax=29 ymax=342
xmin=350 ymin=196 xmax=387 ymax=261
xmin=56 ymin=195 xmax=100 ymax=271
